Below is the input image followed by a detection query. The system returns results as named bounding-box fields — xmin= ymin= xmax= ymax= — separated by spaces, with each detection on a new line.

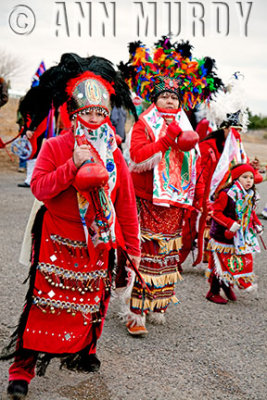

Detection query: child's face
xmin=238 ymin=171 xmax=254 ymax=191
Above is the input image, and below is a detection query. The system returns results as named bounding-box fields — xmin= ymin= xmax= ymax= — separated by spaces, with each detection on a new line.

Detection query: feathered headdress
xmin=118 ymin=36 xmax=224 ymax=110
xmin=19 ymin=53 xmax=137 ymax=130
xmin=195 ymin=72 xmax=249 ymax=131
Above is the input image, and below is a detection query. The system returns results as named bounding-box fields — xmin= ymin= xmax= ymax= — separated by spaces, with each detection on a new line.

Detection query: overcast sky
xmin=1 ymin=0 xmax=266 ymax=115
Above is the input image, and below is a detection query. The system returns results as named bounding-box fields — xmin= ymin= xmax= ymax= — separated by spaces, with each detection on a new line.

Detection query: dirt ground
xmin=0 ymin=99 xmax=267 ymax=400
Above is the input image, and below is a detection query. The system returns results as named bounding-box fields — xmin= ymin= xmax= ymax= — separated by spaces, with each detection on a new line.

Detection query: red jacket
xmin=31 ymin=129 xmax=140 ymax=257
xmin=21 ymin=128 xmax=140 ymax=355
xmin=198 ymin=138 xmax=221 ymax=192
xmin=129 ymin=118 xmax=204 ymax=208
xmin=211 ymin=189 xmax=262 ymax=243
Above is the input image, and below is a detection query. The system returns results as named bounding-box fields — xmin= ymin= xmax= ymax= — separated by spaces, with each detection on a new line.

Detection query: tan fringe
xmin=140 ymin=271 xmax=182 ymax=286
xmin=141 ymin=233 xmax=182 ymax=253
xmin=132 ymin=294 xmax=179 ymax=311
xmin=158 ymin=237 xmax=182 ymax=254
xmin=171 ymin=295 xmax=180 ymax=304
xmin=222 ymin=271 xmax=256 ymax=286
xmin=207 ymin=239 xmax=235 ymax=254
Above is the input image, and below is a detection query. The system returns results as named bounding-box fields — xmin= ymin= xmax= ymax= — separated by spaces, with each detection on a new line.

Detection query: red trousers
xmin=179 ymin=210 xmax=198 ymax=265
xmin=9 ymin=351 xmax=37 ymax=383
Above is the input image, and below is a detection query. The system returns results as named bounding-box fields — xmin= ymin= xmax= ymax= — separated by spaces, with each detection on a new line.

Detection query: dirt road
xmin=0 ymin=166 xmax=266 ymax=400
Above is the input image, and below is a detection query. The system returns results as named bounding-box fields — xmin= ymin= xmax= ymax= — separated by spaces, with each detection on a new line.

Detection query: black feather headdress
xmin=20 ymin=53 xmax=137 ymax=129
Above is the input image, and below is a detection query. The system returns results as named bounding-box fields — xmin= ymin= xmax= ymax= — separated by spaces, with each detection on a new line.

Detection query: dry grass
xmin=0 ymin=97 xmax=20 ymax=171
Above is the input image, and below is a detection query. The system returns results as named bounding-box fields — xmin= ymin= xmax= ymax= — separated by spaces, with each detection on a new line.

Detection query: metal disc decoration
xmin=11 ymin=137 xmax=32 ymax=160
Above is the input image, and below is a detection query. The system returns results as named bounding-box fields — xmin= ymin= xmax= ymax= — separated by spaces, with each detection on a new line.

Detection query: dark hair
xmin=200 ymin=128 xmax=225 ymax=153
xmin=152 ymin=89 xmax=181 ymax=105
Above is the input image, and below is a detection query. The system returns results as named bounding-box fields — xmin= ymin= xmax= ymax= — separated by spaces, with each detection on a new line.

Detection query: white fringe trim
xmin=122 ymin=310 xmax=146 ymax=327
xmin=129 ymin=152 xmax=162 ymax=172
xmin=147 ymin=312 xmax=166 ymax=325
xmin=212 ymin=251 xmax=224 ymax=279
xmin=141 ymin=254 xmax=179 ymax=264
xmin=116 ymin=268 xmax=137 ymax=322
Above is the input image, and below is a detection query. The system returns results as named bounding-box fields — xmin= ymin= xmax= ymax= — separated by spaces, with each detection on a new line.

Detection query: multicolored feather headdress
xmin=118 ymin=36 xmax=224 ymax=110
xmin=195 ymin=72 xmax=249 ymax=132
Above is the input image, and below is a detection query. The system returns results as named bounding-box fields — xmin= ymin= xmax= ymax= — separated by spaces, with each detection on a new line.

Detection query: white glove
xmin=229 ymin=222 xmax=241 ymax=233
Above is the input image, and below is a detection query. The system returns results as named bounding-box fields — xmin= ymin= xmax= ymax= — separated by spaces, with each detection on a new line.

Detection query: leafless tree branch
xmin=0 ymin=48 xmax=24 ymax=81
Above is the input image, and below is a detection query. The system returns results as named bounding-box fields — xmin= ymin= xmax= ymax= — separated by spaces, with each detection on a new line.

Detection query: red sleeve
xmin=31 ymin=138 xmax=78 ymax=201
xmin=212 ymin=191 xmax=236 ymax=229
xmin=193 ymin=155 xmax=205 ymax=210
xmin=114 ymin=150 xmax=141 ymax=257
xmin=130 ymin=119 xmax=174 ymax=164
xmin=199 ymin=141 xmax=217 ymax=185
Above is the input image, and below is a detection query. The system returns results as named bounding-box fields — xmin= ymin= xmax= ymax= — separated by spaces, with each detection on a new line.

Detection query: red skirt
xmin=207 ymin=239 xmax=256 ymax=290
xmin=130 ymin=198 xmax=183 ymax=314
xmin=22 ymin=209 xmax=111 ymax=355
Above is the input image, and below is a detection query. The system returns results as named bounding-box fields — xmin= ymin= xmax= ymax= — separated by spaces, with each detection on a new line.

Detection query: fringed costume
xmin=194 ymin=73 xmax=263 ymax=267
xmin=1 ymin=53 xmax=140 ymax=395
xmin=206 ymin=164 xmax=262 ymax=303
xmin=121 ymin=102 xmax=203 ymax=331
xmin=128 ymin=104 xmax=201 ymax=318
xmin=130 ymin=197 xmax=183 ymax=314
xmin=118 ymin=36 xmax=224 ymax=330
xmin=198 ymin=126 xmax=262 ymax=266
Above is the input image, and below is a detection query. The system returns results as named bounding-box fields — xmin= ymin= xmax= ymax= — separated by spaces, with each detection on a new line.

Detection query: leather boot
xmin=7 ymin=379 xmax=28 ymax=399
xmin=206 ymin=275 xmax=228 ymax=304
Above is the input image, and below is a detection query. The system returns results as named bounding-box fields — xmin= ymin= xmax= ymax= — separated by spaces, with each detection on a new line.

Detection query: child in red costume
xmin=1 ymin=54 xmax=140 ymax=400
xmin=195 ymin=113 xmax=263 ymax=267
xmin=206 ymin=163 xmax=263 ymax=304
